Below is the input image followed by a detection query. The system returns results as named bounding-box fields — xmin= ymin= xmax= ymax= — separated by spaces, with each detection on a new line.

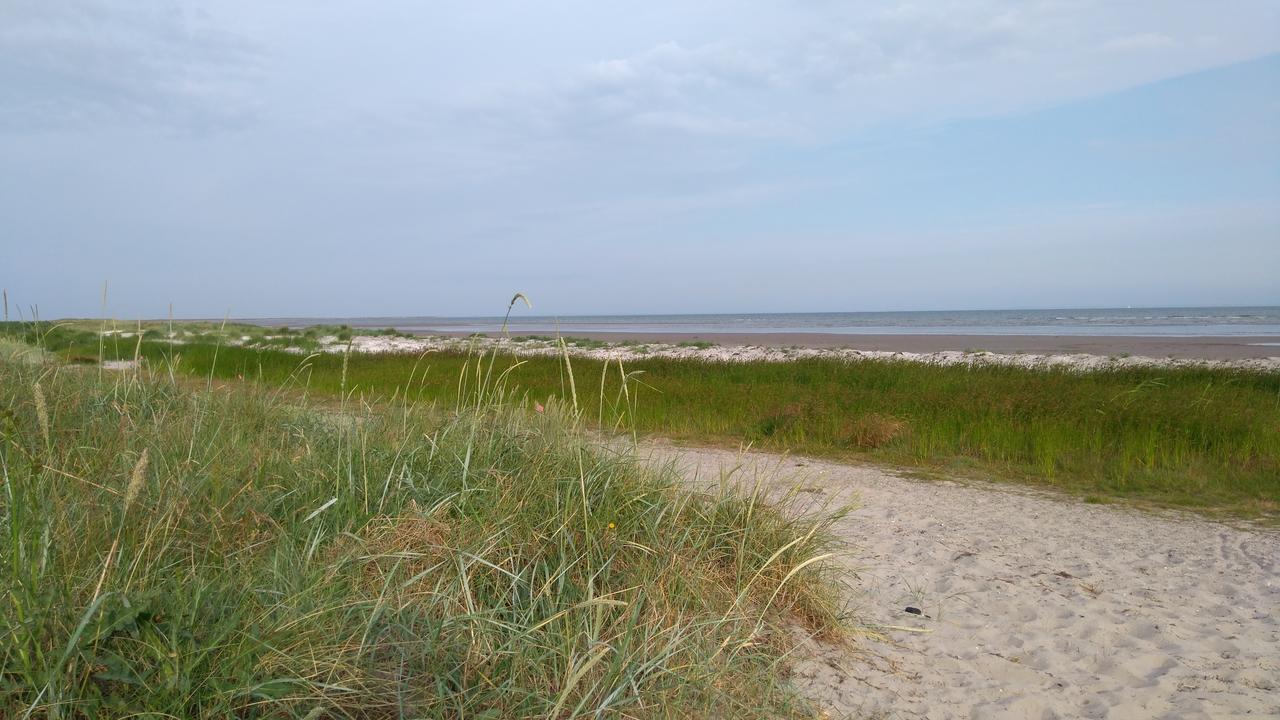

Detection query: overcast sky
xmin=2 ymin=1 xmax=1278 ymax=319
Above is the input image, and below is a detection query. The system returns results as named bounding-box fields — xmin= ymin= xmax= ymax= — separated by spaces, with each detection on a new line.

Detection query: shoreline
xmin=413 ymin=330 xmax=1280 ymax=361
xmin=90 ymin=319 xmax=1280 ymax=369
xmin=327 ymin=333 xmax=1280 ymax=372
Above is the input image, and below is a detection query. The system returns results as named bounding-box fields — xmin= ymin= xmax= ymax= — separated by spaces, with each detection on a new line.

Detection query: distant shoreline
xmin=78 ymin=315 xmax=1280 ymax=361
xmin=214 ymin=308 xmax=1280 ymax=361
xmin=408 ymin=330 xmax=1280 ymax=361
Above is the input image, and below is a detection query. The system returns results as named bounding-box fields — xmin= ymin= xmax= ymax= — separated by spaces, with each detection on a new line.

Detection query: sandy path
xmin=640 ymin=445 xmax=1279 ymax=719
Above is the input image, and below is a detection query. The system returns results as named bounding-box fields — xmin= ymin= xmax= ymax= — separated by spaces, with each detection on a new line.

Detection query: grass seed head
xmin=124 ymin=447 xmax=150 ymax=512
xmin=33 ymin=381 xmax=50 ymax=447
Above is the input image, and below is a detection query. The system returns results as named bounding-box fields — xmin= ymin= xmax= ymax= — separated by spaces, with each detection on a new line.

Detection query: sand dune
xmin=645 ymin=445 xmax=1279 ymax=719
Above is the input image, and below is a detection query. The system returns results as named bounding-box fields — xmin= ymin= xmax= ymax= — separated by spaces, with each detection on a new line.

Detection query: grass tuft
xmin=843 ymin=414 xmax=909 ymax=450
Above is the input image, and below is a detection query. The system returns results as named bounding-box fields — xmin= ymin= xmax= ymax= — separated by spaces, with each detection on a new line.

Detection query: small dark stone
xmin=904 ymin=606 xmax=923 ymax=615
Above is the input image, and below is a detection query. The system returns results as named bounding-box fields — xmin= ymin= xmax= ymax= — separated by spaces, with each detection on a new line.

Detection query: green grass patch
xmin=0 ymin=349 xmax=848 ymax=717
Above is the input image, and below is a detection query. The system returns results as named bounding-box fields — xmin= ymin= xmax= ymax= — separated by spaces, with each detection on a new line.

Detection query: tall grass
xmin=41 ymin=336 xmax=1276 ymax=515
xmin=0 ymin=347 xmax=848 ymax=717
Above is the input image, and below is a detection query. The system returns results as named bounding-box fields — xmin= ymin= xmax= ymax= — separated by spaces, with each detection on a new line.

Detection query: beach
xmin=318 ymin=332 xmax=1280 ymax=373
xmin=5 ymin=319 xmax=1278 ymax=717
xmin=653 ymin=444 xmax=1280 ymax=719
xmin=12 ymin=2 xmax=1278 ymax=714
xmin=417 ymin=331 xmax=1280 ymax=361
xmin=248 ymin=306 xmax=1280 ymax=362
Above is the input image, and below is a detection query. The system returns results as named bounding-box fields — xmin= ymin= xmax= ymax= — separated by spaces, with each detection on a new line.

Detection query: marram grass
xmin=0 ymin=351 xmax=849 ymax=718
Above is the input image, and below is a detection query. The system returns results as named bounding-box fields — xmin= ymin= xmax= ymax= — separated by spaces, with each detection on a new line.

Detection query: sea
xmin=311 ymin=307 xmax=1280 ymax=339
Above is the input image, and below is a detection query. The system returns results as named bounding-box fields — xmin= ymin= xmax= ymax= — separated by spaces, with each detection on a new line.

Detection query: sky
xmin=2 ymin=1 xmax=1279 ymax=319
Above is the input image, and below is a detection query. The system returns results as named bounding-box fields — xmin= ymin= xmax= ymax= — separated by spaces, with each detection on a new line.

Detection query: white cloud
xmin=438 ymin=0 xmax=1278 ymax=149
xmin=5 ymin=0 xmax=1276 ymax=142
xmin=0 ymin=0 xmax=259 ymax=130
xmin=1103 ymin=33 xmax=1178 ymax=53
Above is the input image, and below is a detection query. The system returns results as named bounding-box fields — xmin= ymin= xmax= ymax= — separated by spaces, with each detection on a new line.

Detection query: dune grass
xmin=0 ymin=319 xmax=415 ymax=358
xmin=0 ymin=344 xmax=849 ymax=717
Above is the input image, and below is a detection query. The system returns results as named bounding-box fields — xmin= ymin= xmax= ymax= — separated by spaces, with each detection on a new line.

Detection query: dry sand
xmin=641 ymin=445 xmax=1280 ymax=719
xmin=333 ymin=334 xmax=1280 ymax=372
xmin=426 ymin=331 xmax=1280 ymax=362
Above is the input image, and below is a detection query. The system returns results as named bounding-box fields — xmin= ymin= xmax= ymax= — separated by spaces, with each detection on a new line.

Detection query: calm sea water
xmin=316 ymin=307 xmax=1280 ymax=338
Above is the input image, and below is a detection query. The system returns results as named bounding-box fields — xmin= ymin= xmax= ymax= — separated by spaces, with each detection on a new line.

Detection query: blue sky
xmin=2 ymin=1 xmax=1278 ymax=319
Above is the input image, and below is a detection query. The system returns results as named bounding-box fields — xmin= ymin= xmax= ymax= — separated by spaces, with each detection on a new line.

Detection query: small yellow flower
xmin=607 ymin=522 xmax=616 ymax=530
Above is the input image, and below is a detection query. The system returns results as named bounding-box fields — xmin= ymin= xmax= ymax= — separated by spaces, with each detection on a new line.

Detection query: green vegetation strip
xmin=0 ymin=348 xmax=847 ymax=717
xmin=11 ymin=322 xmax=1280 ymax=515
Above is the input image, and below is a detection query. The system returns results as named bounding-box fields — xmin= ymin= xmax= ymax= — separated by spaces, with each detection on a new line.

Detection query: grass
xmin=9 ymin=321 xmax=1280 ymax=515
xmin=558 ymin=337 xmax=611 ymax=350
xmin=0 ymin=320 xmax=417 ymax=357
xmin=0 ymin=341 xmax=849 ymax=717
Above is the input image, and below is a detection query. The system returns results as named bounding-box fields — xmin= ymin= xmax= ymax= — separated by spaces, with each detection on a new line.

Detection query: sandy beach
xmin=414 ymin=331 xmax=1280 ymax=361
xmin=321 ymin=332 xmax=1280 ymax=372
xmin=648 ymin=444 xmax=1280 ymax=719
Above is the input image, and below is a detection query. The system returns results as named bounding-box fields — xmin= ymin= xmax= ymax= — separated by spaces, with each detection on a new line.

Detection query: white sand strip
xmin=332 ymin=334 xmax=1280 ymax=373
xmin=643 ymin=445 xmax=1279 ymax=719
